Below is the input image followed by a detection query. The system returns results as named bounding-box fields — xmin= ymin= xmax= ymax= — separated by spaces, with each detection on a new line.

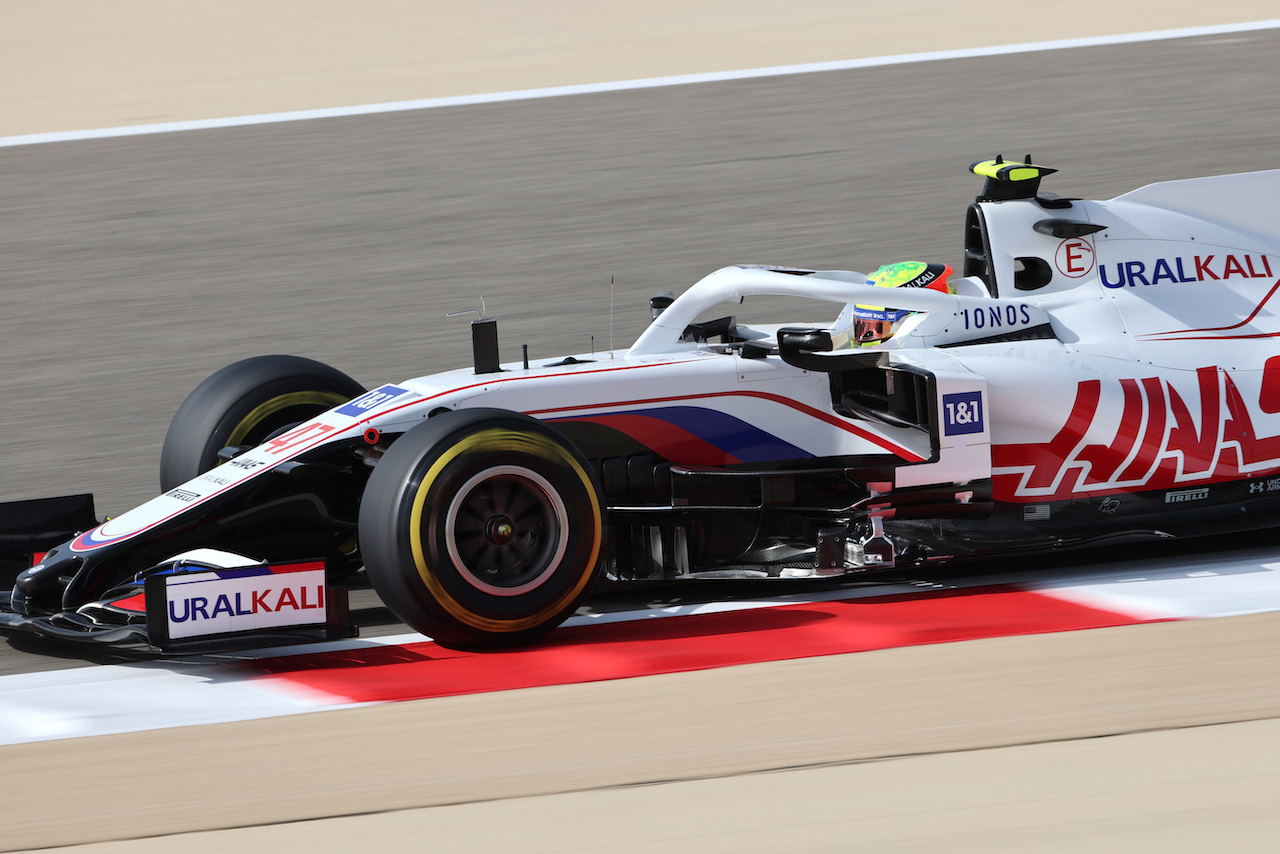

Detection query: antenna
xmin=446 ymin=293 xmax=488 ymax=320
xmin=609 ymin=277 xmax=615 ymax=359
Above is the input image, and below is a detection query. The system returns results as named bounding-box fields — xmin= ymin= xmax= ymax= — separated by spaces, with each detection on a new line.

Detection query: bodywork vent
xmin=963 ymin=204 xmax=996 ymax=296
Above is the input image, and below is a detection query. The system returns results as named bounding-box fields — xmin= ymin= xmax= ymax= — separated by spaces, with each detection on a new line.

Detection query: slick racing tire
xmin=359 ymin=408 xmax=607 ymax=649
xmin=160 ymin=355 xmax=364 ymax=491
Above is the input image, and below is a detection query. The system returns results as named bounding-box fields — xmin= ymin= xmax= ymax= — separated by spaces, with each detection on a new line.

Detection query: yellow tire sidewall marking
xmin=227 ymin=390 xmax=351 ymax=447
xmin=407 ymin=427 xmax=603 ymax=633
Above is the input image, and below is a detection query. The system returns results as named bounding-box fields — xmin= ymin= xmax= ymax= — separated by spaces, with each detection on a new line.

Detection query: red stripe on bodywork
xmin=556 ymin=413 xmax=743 ymax=465
xmin=1076 ymin=378 xmax=1144 ymax=487
xmin=270 ymin=561 xmax=327 ymax=575
xmin=1138 ymin=277 xmax=1280 ymax=340
xmin=531 ymin=389 xmax=924 ymax=461
xmin=107 ymin=592 xmax=147 ymax=613
xmin=253 ymin=587 xmax=1153 ymax=704
xmin=992 ymin=379 xmax=1100 ymax=492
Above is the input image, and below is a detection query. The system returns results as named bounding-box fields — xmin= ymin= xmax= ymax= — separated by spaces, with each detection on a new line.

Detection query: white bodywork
xmin=70 ymin=168 xmax=1280 ymax=554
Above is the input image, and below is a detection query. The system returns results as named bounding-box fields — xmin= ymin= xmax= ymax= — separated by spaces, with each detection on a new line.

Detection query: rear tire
xmin=160 ymin=355 xmax=364 ymax=491
xmin=359 ymin=408 xmax=606 ymax=649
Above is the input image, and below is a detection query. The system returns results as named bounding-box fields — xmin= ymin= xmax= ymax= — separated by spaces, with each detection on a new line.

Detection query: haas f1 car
xmin=4 ymin=157 xmax=1280 ymax=651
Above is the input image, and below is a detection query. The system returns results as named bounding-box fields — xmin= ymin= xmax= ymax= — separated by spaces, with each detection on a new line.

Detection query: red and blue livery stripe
xmin=165 ymin=561 xmax=324 ymax=584
xmin=547 ymin=405 xmax=814 ymax=466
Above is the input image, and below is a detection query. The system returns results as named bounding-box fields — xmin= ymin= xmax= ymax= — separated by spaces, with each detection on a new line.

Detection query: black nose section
xmin=15 ymin=546 xmax=82 ymax=601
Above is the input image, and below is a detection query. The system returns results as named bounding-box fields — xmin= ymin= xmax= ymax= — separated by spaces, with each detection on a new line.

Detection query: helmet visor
xmin=854 ymin=317 xmax=897 ymax=344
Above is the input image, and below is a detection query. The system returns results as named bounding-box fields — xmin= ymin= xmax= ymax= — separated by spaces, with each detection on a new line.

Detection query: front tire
xmin=359 ymin=408 xmax=606 ymax=649
xmin=160 ymin=355 xmax=364 ymax=491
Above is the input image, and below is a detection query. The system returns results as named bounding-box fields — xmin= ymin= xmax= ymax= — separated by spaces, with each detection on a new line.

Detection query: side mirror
xmin=777 ymin=328 xmax=886 ymax=373
xmin=649 ymin=293 xmax=675 ymax=319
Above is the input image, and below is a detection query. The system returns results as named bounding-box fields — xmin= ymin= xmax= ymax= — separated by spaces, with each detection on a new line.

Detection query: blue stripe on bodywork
xmin=606 ymin=406 xmax=812 ymax=462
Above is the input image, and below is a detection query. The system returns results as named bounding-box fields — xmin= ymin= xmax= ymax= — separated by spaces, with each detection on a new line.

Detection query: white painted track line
xmin=0 ymin=662 xmax=367 ymax=745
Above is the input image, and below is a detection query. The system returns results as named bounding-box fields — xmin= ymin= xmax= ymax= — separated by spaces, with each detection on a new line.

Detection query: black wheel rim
xmin=443 ymin=465 xmax=569 ymax=596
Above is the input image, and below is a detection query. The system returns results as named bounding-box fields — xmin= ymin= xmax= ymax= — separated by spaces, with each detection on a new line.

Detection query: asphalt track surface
xmin=5 ymin=23 xmax=1280 ymax=852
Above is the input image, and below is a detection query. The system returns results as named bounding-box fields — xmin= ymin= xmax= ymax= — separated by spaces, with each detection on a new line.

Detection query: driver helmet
xmin=851 ymin=261 xmax=954 ymax=345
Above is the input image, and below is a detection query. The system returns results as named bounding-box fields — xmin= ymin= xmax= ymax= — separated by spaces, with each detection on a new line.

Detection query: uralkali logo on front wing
xmin=159 ymin=562 xmax=328 ymax=639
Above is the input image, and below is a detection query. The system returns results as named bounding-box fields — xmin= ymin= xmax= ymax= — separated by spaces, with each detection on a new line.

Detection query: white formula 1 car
xmin=4 ymin=157 xmax=1279 ymax=651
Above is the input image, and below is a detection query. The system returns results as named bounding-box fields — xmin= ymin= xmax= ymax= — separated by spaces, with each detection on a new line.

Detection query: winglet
xmin=970 ymin=154 xmax=1057 ymax=201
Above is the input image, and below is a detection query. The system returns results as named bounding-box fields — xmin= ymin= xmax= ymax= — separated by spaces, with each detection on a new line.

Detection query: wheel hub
xmin=485 ymin=515 xmax=516 ymax=545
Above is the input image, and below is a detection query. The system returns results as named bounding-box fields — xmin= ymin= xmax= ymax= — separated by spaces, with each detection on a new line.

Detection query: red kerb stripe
xmin=253 ymin=586 xmax=1155 ymax=704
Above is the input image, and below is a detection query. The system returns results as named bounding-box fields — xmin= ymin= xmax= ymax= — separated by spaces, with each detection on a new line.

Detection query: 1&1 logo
xmin=942 ymin=391 xmax=984 ymax=436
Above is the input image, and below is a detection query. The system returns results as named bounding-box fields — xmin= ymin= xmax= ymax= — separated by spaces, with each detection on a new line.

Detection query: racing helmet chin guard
xmin=850 ymin=261 xmax=954 ymax=345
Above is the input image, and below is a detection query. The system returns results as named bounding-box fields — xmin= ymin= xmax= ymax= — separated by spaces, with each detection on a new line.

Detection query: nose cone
xmin=15 ymin=544 xmax=79 ymax=603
